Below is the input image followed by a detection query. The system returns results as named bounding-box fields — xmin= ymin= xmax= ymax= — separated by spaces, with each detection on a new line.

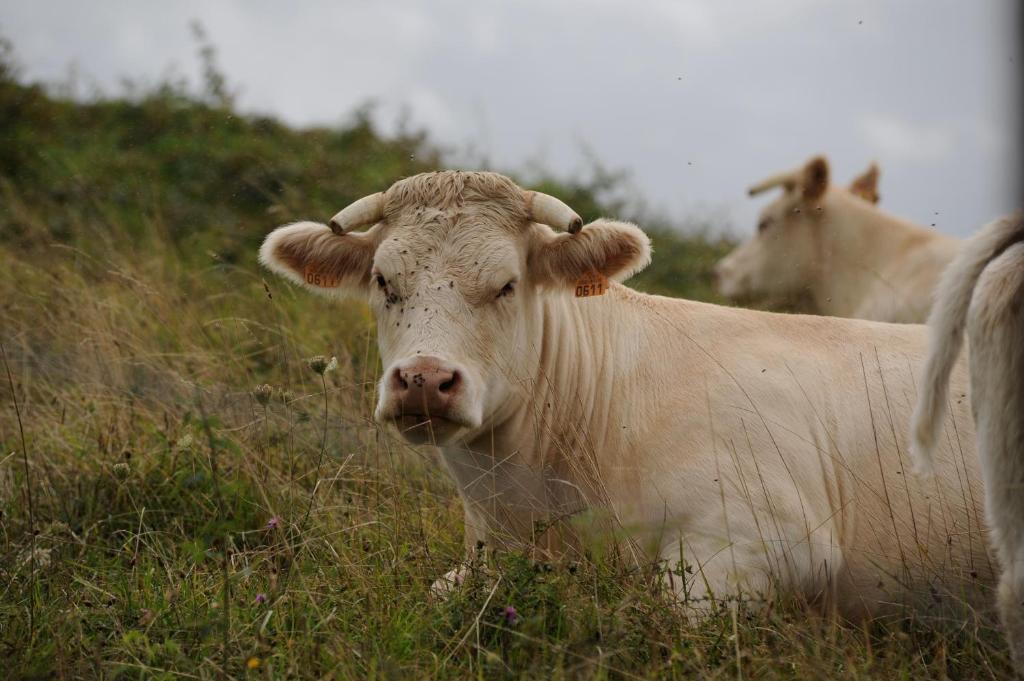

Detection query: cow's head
xmin=712 ymin=157 xmax=880 ymax=307
xmin=260 ymin=171 xmax=650 ymax=446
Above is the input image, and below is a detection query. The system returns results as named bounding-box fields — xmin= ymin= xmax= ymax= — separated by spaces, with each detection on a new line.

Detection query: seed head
xmin=307 ymin=355 xmax=338 ymax=375
xmin=24 ymin=547 xmax=52 ymax=570
xmin=253 ymin=384 xmax=273 ymax=406
xmin=112 ymin=462 xmax=130 ymax=479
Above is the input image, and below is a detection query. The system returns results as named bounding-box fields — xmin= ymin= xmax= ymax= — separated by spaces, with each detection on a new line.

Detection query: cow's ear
xmin=259 ymin=221 xmax=380 ymax=296
xmin=849 ymin=162 xmax=880 ymax=204
xmin=529 ymin=220 xmax=651 ymax=288
xmin=801 ymin=156 xmax=830 ymax=201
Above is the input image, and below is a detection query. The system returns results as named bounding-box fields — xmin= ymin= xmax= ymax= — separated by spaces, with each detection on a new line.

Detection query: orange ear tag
xmin=574 ymin=270 xmax=608 ymax=298
xmin=304 ymin=266 xmax=342 ymax=289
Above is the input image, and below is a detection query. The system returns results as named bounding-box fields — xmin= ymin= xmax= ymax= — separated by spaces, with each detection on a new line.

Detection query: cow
xmin=911 ymin=213 xmax=1024 ymax=669
xmin=260 ymin=171 xmax=991 ymax=620
xmin=714 ymin=156 xmax=960 ymax=323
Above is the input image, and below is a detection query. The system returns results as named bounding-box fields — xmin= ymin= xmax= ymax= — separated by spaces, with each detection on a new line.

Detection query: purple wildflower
xmin=502 ymin=605 xmax=517 ymax=625
xmin=266 ymin=516 xmax=282 ymax=530
xmin=255 ymin=593 xmax=268 ymax=605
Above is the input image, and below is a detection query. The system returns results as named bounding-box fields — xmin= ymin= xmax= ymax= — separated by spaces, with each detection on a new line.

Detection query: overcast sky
xmin=2 ymin=1 xmax=1019 ymax=236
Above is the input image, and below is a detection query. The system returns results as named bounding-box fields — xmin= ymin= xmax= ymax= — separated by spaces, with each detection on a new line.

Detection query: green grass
xmin=0 ymin=43 xmax=1014 ymax=679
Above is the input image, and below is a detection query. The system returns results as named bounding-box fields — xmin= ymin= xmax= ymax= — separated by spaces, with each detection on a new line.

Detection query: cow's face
xmin=713 ymin=157 xmax=880 ymax=307
xmin=367 ymin=210 xmax=531 ymax=446
xmin=260 ymin=172 xmax=650 ymax=446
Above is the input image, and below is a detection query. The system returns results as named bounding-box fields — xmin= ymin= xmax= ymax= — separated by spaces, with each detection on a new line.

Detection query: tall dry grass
xmin=0 ymin=197 xmax=1014 ymax=679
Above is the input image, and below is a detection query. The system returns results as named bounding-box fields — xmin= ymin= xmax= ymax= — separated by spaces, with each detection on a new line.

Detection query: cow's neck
xmin=811 ymin=196 xmax=940 ymax=318
xmin=441 ymin=285 xmax=633 ymax=545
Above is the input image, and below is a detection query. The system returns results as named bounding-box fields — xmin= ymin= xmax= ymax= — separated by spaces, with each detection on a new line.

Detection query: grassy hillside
xmin=0 ymin=33 xmax=730 ymax=299
xmin=0 ymin=43 xmax=1010 ymax=679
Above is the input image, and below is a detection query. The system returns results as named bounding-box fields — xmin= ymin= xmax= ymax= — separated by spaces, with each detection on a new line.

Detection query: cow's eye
xmin=757 ymin=219 xmax=771 ymax=234
xmin=374 ymin=273 xmax=387 ymax=289
xmin=497 ymin=281 xmax=516 ymax=299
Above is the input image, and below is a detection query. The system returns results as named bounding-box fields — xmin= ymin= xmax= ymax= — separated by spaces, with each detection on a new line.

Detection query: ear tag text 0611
xmin=304 ymin=266 xmax=342 ymax=289
xmin=574 ymin=270 xmax=608 ymax=298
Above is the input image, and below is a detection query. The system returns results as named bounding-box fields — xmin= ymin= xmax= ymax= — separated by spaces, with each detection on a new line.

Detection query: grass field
xmin=0 ymin=43 xmax=1014 ymax=679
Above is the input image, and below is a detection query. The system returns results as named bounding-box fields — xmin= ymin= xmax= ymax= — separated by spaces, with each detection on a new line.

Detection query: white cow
xmin=715 ymin=156 xmax=959 ymax=323
xmin=912 ymin=213 xmax=1024 ymax=668
xmin=261 ymin=171 xmax=991 ymax=619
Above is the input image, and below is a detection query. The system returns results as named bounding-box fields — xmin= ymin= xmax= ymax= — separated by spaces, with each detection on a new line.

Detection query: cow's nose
xmin=388 ymin=357 xmax=462 ymax=417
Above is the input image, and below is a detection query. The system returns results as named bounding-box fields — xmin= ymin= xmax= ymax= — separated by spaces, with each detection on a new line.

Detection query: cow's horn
xmin=748 ymin=170 xmax=797 ymax=197
xmin=328 ymin=192 xmax=385 ymax=235
xmin=525 ymin=191 xmax=584 ymax=234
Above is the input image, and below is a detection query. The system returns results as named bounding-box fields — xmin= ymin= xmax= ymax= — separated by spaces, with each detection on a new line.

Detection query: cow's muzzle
xmin=376 ymin=355 xmax=478 ymax=444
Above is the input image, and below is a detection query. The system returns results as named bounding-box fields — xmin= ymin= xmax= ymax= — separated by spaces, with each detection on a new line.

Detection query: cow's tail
xmin=910 ymin=212 xmax=1024 ymax=476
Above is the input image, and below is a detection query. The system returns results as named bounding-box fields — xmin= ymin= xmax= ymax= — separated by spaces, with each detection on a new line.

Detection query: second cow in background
xmin=714 ymin=156 xmax=959 ymax=323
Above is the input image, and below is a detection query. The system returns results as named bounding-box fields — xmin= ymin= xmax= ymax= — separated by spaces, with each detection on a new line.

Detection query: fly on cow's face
xmin=373 ymin=271 xmax=402 ymax=304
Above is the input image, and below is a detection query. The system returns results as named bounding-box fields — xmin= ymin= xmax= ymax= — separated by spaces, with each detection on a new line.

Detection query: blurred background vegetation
xmin=0 ymin=32 xmax=731 ymax=300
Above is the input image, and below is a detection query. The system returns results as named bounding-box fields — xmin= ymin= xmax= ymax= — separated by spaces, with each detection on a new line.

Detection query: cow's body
xmin=260 ymin=171 xmax=990 ymax=619
xmin=715 ymin=157 xmax=959 ymax=324
xmin=798 ymin=196 xmax=960 ymax=323
xmin=447 ymin=284 xmax=989 ymax=617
